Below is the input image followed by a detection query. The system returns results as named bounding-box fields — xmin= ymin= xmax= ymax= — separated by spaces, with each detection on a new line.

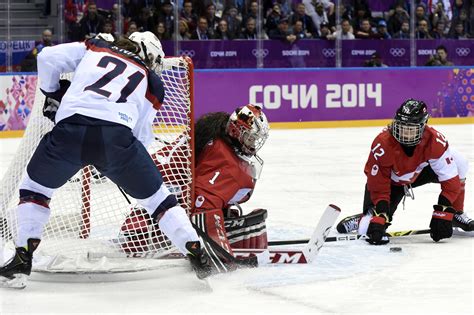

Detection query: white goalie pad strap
xmin=158 ymin=205 xmax=198 ymax=255
xmin=16 ymin=203 xmax=51 ymax=248
xmin=20 ymin=173 xmax=56 ymax=198
xmin=226 ymin=222 xmax=267 ymax=243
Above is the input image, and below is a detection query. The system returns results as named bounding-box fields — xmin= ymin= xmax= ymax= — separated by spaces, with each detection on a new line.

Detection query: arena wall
xmin=0 ymin=67 xmax=472 ymax=137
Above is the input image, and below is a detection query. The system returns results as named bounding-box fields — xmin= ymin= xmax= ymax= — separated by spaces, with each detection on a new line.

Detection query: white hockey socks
xmin=16 ymin=202 xmax=51 ymax=248
xmin=158 ymin=205 xmax=199 ymax=255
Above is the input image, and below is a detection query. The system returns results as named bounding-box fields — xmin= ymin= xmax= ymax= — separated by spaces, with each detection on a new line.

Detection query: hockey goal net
xmin=0 ymin=57 xmax=194 ymax=273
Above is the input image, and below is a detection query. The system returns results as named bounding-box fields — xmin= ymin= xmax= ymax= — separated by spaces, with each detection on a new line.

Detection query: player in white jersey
xmin=0 ymin=32 xmax=212 ymax=287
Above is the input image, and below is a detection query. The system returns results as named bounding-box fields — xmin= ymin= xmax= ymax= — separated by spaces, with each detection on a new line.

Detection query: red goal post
xmin=0 ymin=56 xmax=195 ymax=274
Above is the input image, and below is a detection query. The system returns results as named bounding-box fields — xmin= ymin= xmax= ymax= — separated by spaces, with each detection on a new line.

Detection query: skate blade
xmin=453 ymin=228 xmax=474 ymax=237
xmin=0 ymin=274 xmax=28 ymax=289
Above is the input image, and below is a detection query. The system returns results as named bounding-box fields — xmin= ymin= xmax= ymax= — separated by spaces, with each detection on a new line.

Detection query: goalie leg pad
xmin=225 ymin=209 xmax=268 ymax=249
xmin=191 ymin=209 xmax=234 ymax=256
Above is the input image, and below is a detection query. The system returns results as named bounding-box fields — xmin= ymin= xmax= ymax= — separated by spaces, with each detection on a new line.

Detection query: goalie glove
xmin=40 ymin=79 xmax=71 ymax=123
xmin=430 ymin=205 xmax=456 ymax=242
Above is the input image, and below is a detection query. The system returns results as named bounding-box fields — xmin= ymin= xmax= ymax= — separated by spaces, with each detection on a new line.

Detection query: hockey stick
xmin=113 ymin=181 xmax=341 ymax=264
xmin=267 ymin=228 xmax=432 ymax=246
xmin=193 ymin=204 xmax=340 ymax=264
xmin=231 ymin=204 xmax=341 ymax=264
xmin=90 ymin=204 xmax=341 ymax=265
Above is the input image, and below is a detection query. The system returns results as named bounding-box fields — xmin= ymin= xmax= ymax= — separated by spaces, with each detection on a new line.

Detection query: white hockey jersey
xmin=37 ymin=39 xmax=165 ymax=147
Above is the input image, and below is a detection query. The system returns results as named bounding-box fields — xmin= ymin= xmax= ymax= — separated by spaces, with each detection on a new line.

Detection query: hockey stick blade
xmin=268 ymin=228 xmax=432 ymax=246
xmin=87 ymin=247 xmax=312 ymax=264
xmin=233 ymin=248 xmax=307 ymax=264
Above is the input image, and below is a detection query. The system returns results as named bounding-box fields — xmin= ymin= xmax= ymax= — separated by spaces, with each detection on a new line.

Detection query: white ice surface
xmin=0 ymin=124 xmax=472 ymax=315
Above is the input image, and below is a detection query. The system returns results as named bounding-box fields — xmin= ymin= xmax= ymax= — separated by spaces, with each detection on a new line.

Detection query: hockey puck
xmin=389 ymin=247 xmax=402 ymax=252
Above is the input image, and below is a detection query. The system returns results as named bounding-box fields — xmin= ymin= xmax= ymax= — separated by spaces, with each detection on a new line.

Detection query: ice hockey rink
xmin=0 ymin=124 xmax=472 ymax=315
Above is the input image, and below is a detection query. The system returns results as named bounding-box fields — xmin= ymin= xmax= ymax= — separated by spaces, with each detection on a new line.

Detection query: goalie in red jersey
xmin=120 ymin=104 xmax=270 ymax=265
xmin=190 ymin=105 xmax=270 ymax=256
xmin=336 ymin=99 xmax=473 ymax=245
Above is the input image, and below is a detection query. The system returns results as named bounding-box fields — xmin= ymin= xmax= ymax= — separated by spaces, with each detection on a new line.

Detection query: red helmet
xmin=226 ymin=104 xmax=269 ymax=156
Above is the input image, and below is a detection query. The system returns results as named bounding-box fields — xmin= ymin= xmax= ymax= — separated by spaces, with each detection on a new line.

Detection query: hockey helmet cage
xmin=226 ymin=104 xmax=269 ymax=156
xmin=391 ymin=98 xmax=429 ymax=146
xmin=128 ymin=31 xmax=165 ymax=71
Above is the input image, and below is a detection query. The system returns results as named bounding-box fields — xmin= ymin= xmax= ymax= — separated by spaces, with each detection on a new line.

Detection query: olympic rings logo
xmin=389 ymin=48 xmax=406 ymax=57
xmin=178 ymin=50 xmax=196 ymax=58
xmin=251 ymin=49 xmax=269 ymax=58
xmin=455 ymin=48 xmax=470 ymax=57
xmin=321 ymin=48 xmax=335 ymax=58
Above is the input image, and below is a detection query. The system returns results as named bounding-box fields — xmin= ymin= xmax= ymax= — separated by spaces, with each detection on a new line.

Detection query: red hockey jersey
xmin=193 ymin=138 xmax=255 ymax=212
xmin=364 ymin=125 xmax=461 ymax=206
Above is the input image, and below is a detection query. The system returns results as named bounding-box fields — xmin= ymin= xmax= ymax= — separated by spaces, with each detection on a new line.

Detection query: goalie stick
xmin=267 ymin=228 xmax=432 ymax=246
xmin=89 ymin=204 xmax=341 ymax=265
xmin=113 ymin=182 xmax=342 ymax=264
xmin=232 ymin=203 xmax=339 ymax=264
xmin=177 ymin=204 xmax=339 ymax=265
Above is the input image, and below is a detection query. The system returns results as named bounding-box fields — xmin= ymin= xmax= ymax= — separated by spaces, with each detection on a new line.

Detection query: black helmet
xmin=391 ymin=99 xmax=429 ymax=146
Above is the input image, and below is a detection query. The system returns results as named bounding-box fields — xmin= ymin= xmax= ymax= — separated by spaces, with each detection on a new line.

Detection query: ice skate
xmin=453 ymin=212 xmax=474 ymax=232
xmin=185 ymin=241 xmax=213 ymax=280
xmin=0 ymin=239 xmax=40 ymax=289
xmin=336 ymin=213 xmax=363 ymax=233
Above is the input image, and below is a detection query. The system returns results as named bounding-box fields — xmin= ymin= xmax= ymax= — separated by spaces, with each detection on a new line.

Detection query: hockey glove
xmin=430 ymin=205 xmax=456 ymax=242
xmin=366 ymin=212 xmax=390 ymax=245
xmin=41 ymin=79 xmax=71 ymax=123
xmin=43 ymin=97 xmax=60 ymax=123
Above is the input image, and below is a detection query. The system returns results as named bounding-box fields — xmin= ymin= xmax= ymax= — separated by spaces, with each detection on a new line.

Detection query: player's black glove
xmin=430 ymin=205 xmax=456 ymax=242
xmin=366 ymin=201 xmax=391 ymax=245
xmin=40 ymin=79 xmax=71 ymax=123
xmin=42 ymin=97 xmax=60 ymax=123
xmin=366 ymin=212 xmax=390 ymax=245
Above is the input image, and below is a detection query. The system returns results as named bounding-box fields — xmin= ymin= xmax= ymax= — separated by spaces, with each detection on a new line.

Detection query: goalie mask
xmin=128 ymin=31 xmax=165 ymax=71
xmin=226 ymin=104 xmax=269 ymax=156
xmin=391 ymin=99 xmax=429 ymax=146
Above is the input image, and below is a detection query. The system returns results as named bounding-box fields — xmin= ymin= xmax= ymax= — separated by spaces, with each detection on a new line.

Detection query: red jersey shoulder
xmin=420 ymin=126 xmax=449 ymax=159
xmin=198 ymin=138 xmax=237 ymax=167
xmin=369 ymin=128 xmax=397 ymax=165
xmin=372 ymin=128 xmax=395 ymax=147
